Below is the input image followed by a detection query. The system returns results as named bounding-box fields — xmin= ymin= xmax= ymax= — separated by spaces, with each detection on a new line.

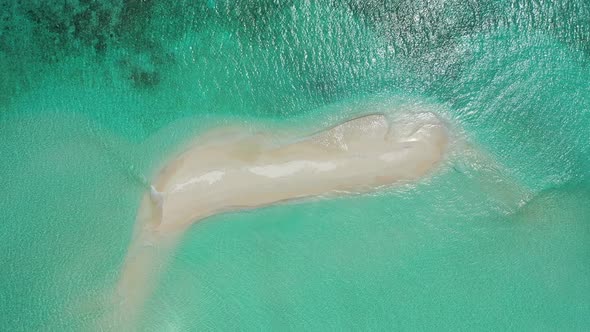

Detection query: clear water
xmin=1 ymin=1 xmax=589 ymax=330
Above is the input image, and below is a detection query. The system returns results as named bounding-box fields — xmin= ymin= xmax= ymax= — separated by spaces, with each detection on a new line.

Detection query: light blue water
xmin=1 ymin=1 xmax=589 ymax=330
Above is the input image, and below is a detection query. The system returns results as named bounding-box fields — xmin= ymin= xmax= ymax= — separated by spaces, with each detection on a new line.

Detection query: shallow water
xmin=1 ymin=1 xmax=589 ymax=330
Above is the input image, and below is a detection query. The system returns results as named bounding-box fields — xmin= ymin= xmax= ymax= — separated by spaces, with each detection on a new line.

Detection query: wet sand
xmin=114 ymin=110 xmax=450 ymax=328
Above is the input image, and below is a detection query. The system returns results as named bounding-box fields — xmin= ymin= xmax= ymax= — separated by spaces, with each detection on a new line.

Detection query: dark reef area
xmin=0 ymin=0 xmax=588 ymax=99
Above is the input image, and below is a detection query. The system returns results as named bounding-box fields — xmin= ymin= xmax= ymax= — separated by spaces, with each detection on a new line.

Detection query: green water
xmin=1 ymin=1 xmax=589 ymax=330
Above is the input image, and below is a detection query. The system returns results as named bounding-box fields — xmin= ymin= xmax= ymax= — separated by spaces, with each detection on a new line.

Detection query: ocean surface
xmin=1 ymin=1 xmax=589 ymax=330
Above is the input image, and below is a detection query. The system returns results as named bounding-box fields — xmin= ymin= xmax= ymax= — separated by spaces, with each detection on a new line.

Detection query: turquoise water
xmin=1 ymin=1 xmax=589 ymax=330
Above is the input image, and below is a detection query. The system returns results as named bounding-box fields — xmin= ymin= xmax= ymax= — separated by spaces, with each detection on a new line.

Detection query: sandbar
xmin=114 ymin=109 xmax=450 ymax=328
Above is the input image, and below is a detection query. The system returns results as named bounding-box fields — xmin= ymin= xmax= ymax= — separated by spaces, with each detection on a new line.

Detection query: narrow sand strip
xmin=114 ymin=110 xmax=450 ymax=328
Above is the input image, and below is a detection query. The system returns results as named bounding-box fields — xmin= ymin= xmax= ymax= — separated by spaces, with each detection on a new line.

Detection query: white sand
xmin=114 ymin=110 xmax=450 ymax=327
xmin=152 ymin=112 xmax=448 ymax=230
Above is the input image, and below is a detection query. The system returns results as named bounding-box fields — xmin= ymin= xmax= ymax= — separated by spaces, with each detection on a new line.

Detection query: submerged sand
xmin=114 ymin=108 xmax=450 ymax=328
